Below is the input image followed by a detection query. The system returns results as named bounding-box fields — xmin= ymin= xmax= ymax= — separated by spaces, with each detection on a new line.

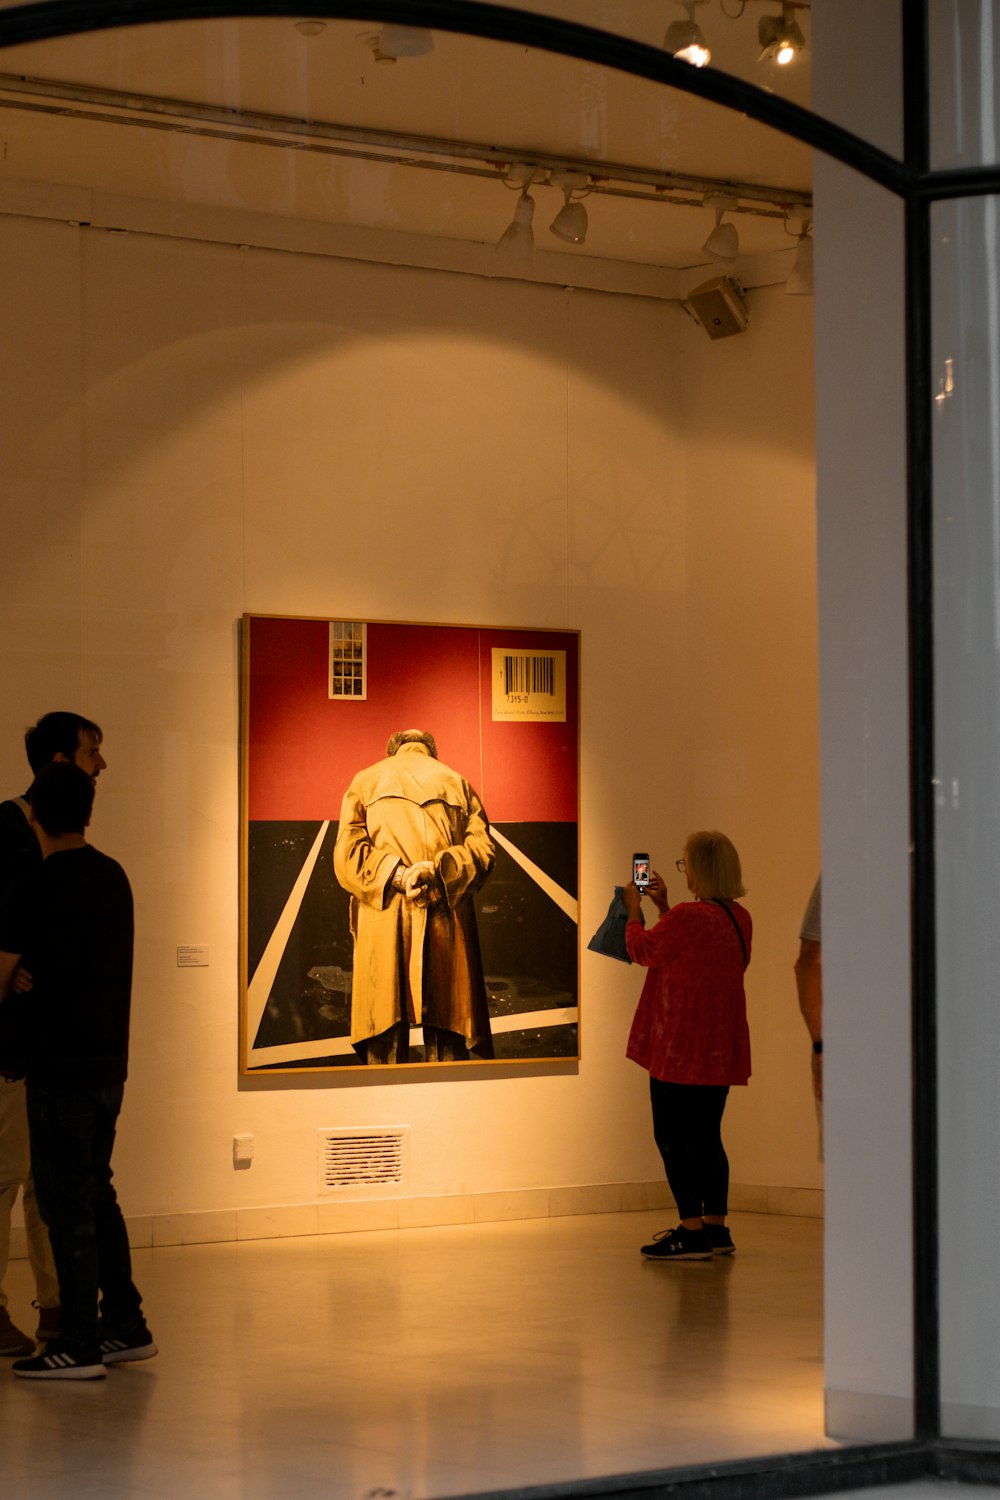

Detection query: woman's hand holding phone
xmin=647 ymin=871 xmax=670 ymax=914
xmin=622 ymin=882 xmax=643 ymax=921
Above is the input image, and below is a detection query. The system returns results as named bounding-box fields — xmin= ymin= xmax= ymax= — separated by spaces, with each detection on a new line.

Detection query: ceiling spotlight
xmin=758 ymin=4 xmax=806 ymax=66
xmin=786 ymin=233 xmax=814 ymax=295
xmin=549 ymin=170 xmax=590 ymax=245
xmin=503 ymin=162 xmax=539 ymax=191
xmin=496 ymin=192 xmax=536 ymax=262
xmin=366 ymin=24 xmax=434 ymax=62
xmin=664 ymin=1 xmax=711 ymax=67
xmin=294 ymin=19 xmax=325 ymax=36
xmin=702 ymin=194 xmax=739 ymax=261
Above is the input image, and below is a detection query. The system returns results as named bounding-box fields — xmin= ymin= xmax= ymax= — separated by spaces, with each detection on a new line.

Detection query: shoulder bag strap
xmin=710 ymin=898 xmax=748 ymax=969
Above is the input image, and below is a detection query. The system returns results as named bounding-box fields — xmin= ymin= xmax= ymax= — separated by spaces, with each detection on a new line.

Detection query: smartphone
xmin=632 ymin=852 xmax=650 ymax=891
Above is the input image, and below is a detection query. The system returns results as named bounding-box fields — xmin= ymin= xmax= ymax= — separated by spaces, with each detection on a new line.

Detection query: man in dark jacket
xmin=0 ymin=710 xmax=106 ymax=1357
xmin=0 ymin=761 xmax=154 ymax=1380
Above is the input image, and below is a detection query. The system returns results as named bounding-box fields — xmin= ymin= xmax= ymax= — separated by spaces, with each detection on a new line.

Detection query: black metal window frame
xmin=4 ymin=1 xmax=1000 ymax=1494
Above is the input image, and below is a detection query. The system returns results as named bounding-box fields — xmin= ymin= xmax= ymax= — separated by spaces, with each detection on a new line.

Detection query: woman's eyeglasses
xmin=675 ymin=859 xmax=686 ymax=872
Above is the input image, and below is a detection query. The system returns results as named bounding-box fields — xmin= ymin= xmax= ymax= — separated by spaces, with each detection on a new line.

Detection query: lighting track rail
xmin=0 ymin=71 xmax=812 ymax=223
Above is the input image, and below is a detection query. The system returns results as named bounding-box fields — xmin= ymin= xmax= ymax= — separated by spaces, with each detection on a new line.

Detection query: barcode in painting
xmin=491 ymin=647 xmax=567 ymax=722
xmin=504 ymin=654 xmax=555 ymax=697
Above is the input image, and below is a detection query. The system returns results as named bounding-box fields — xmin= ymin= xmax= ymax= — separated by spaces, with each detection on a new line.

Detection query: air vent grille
xmin=318 ymin=1128 xmax=408 ymax=1193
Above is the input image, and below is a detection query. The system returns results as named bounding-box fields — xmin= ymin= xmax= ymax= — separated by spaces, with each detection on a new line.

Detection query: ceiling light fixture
xmin=496 ymin=192 xmax=536 ymax=262
xmin=664 ymin=1 xmax=711 ymax=67
xmin=783 ymin=209 xmax=813 ymax=294
xmin=366 ymin=24 xmax=434 ymax=63
xmin=702 ymin=194 xmax=739 ymax=261
xmin=786 ymin=232 xmax=814 ymax=294
xmin=758 ymin=3 xmax=806 ymax=65
xmin=549 ymin=170 xmax=591 ymax=244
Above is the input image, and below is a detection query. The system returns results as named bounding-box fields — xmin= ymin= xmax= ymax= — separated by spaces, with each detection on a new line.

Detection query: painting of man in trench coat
xmin=240 ymin=614 xmax=579 ymax=1074
xmin=333 ymin=728 xmax=496 ymax=1065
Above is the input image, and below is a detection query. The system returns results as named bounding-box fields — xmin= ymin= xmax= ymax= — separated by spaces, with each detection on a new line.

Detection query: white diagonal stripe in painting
xmin=246 ymin=1007 xmax=580 ymax=1067
xmin=490 ymin=827 xmax=577 ymax=922
xmin=247 ymin=821 xmax=330 ymax=1057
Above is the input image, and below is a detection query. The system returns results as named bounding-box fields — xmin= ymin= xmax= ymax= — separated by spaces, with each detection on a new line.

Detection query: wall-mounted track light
xmin=758 ymin=3 xmax=806 ymax=65
xmin=549 ymin=171 xmax=591 ymax=244
xmin=786 ymin=233 xmax=813 ymax=294
xmin=663 ymin=1 xmax=808 ymax=71
xmin=664 ymin=1 xmax=711 ymax=67
xmin=496 ymin=192 xmax=536 ymax=261
xmin=702 ymin=194 xmax=739 ymax=261
xmin=783 ymin=210 xmax=813 ymax=293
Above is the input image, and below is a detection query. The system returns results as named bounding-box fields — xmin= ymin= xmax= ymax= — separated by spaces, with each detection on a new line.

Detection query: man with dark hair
xmin=0 ymin=709 xmax=101 ymax=1356
xmin=0 ymin=761 xmax=154 ymax=1379
xmin=23 ymin=711 xmax=106 ymax=780
xmin=334 ymin=728 xmax=496 ymax=1065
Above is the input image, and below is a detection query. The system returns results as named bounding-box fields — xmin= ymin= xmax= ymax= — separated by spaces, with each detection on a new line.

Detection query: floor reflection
xmin=2 ymin=1209 xmax=828 ymax=1499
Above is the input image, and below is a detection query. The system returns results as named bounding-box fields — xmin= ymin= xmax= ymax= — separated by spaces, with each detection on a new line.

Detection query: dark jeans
xmin=26 ymin=1081 xmax=143 ymax=1349
xmin=649 ymin=1077 xmax=731 ymax=1221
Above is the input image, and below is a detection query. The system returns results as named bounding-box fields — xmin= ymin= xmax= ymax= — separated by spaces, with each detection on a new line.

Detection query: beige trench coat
xmin=333 ymin=743 xmax=496 ymax=1053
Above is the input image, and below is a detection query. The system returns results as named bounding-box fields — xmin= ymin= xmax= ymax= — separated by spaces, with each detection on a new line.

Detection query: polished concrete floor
xmin=2 ymin=1209 xmax=828 ymax=1500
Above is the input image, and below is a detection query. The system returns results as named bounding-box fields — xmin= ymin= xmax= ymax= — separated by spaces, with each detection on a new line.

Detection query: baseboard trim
xmin=939 ymin=1405 xmax=1000 ymax=1443
xmin=8 ymin=1179 xmax=824 ymax=1256
xmin=825 ymin=1390 xmax=915 ymax=1443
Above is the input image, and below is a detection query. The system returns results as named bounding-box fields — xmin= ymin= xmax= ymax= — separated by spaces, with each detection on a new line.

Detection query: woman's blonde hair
xmin=684 ymin=830 xmax=746 ymax=900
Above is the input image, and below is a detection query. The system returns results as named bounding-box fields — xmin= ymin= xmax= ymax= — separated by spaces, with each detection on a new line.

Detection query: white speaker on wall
xmin=682 ymin=275 xmax=750 ymax=339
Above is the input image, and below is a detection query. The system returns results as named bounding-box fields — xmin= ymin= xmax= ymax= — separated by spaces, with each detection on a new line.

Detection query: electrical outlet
xmin=232 ymin=1133 xmax=254 ymax=1169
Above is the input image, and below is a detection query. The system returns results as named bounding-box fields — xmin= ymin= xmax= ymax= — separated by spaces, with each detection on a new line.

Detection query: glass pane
xmin=0 ymin=4 xmax=826 ymax=1480
xmin=485 ymin=0 xmax=904 ymax=160
xmin=488 ymin=0 xmax=815 ymax=110
xmin=810 ymin=0 xmax=903 ymax=159
xmin=930 ymin=0 xmax=1000 ymax=169
xmin=932 ymin=193 xmax=1000 ymax=1436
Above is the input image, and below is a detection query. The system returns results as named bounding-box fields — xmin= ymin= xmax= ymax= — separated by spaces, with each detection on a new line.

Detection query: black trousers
xmin=649 ymin=1077 xmax=731 ymax=1221
xmin=27 ymin=1081 xmax=144 ymax=1349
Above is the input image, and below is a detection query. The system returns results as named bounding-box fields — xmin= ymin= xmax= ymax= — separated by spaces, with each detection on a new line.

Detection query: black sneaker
xmin=640 ymin=1226 xmax=713 ymax=1261
xmin=100 ymin=1323 xmax=158 ymax=1364
xmin=13 ymin=1340 xmax=105 ymax=1380
xmin=705 ymin=1225 xmax=736 ymax=1257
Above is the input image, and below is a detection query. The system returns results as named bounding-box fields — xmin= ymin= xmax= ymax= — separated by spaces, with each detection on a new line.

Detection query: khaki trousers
xmin=0 ymin=1075 xmax=59 ymax=1311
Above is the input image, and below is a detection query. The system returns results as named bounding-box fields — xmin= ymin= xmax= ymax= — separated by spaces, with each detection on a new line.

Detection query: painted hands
xmin=394 ymin=860 xmax=443 ymax=907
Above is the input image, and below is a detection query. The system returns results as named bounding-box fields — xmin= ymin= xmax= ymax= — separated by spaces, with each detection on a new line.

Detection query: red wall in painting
xmin=245 ymin=616 xmax=579 ymax=823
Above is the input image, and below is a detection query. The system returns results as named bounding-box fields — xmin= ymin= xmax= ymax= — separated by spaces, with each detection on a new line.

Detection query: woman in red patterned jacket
xmin=623 ymin=830 xmax=751 ymax=1262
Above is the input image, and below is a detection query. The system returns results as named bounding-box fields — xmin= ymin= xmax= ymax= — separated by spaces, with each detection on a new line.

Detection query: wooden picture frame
xmin=240 ymin=614 xmax=580 ymax=1073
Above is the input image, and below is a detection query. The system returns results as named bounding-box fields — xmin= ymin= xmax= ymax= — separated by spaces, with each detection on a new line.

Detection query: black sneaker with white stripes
xmin=12 ymin=1340 xmax=106 ymax=1380
xmin=640 ymin=1226 xmax=714 ymax=1261
xmin=99 ymin=1322 xmax=158 ymax=1364
xmin=705 ymin=1224 xmax=736 ymax=1257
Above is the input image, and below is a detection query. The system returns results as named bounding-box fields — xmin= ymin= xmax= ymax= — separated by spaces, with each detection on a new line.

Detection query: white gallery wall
xmin=0 ymin=211 xmax=819 ymax=1229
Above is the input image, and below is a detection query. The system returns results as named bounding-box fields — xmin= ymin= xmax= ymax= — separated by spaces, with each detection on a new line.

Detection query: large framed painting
xmin=240 ymin=614 xmax=580 ymax=1073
